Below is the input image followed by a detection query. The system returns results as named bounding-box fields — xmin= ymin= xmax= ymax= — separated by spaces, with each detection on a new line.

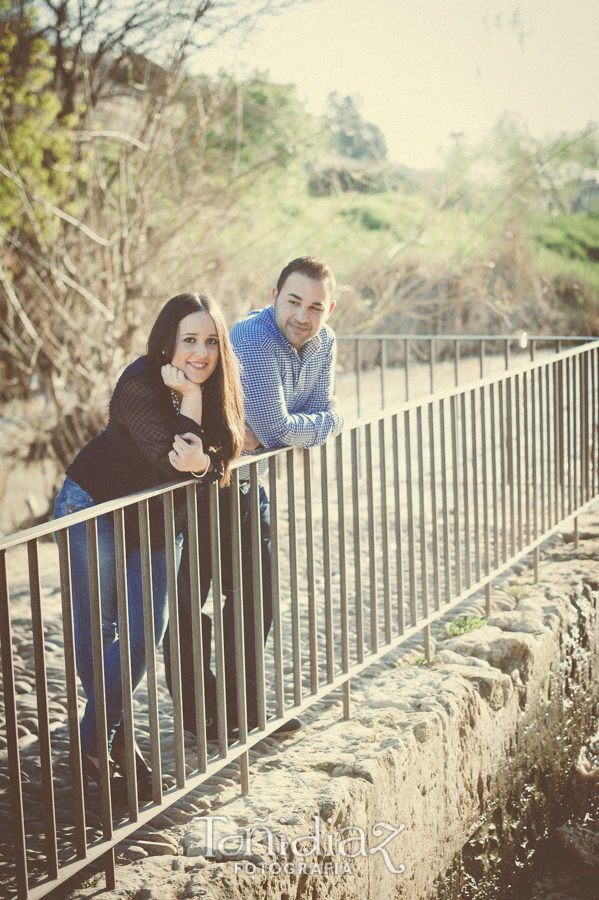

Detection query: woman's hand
xmin=168 ymin=433 xmax=211 ymax=473
xmin=161 ymin=364 xmax=202 ymax=397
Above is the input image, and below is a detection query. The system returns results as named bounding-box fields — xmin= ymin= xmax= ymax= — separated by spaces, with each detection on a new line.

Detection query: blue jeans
xmin=54 ymin=477 xmax=182 ymax=756
xmin=163 ymin=482 xmax=272 ymax=729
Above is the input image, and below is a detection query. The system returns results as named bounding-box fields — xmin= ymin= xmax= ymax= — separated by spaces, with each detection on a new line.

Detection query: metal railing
xmin=1 ymin=337 xmax=599 ymax=898
xmin=336 ymin=332 xmax=596 ymax=415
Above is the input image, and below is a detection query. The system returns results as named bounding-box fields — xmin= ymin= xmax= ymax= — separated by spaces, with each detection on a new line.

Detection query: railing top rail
xmin=0 ymin=451 xmax=281 ymax=553
xmin=2 ymin=337 xmax=598 ymax=553
xmin=341 ymin=337 xmax=599 ymax=431
xmin=336 ymin=333 xmax=599 ymax=342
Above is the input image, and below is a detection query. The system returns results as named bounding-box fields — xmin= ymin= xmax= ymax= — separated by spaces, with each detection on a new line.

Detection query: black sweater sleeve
xmin=112 ymin=368 xmax=204 ymax=479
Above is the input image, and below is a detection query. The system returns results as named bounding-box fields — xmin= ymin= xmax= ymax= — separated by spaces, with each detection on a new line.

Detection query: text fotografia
xmin=200 ymin=815 xmax=406 ymax=875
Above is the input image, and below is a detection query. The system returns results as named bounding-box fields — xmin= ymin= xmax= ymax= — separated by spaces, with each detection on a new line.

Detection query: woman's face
xmin=170 ymin=311 xmax=219 ymax=384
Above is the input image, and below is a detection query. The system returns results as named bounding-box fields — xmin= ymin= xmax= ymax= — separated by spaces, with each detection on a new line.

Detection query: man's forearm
xmin=249 ymin=405 xmax=344 ymax=449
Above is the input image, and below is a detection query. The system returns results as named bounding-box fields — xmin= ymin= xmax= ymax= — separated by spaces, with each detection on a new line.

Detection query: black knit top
xmin=67 ymin=356 xmax=220 ymax=547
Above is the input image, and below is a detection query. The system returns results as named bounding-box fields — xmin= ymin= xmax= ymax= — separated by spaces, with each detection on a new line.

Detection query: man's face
xmin=272 ymin=272 xmax=336 ymax=350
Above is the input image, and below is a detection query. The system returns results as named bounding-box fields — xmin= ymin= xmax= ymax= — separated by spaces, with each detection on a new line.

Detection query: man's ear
xmin=271 ymin=287 xmax=278 ymax=306
xmin=327 ymin=297 xmax=336 ymax=316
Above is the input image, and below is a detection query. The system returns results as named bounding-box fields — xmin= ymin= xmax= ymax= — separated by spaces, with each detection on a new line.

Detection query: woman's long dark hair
xmin=147 ymin=292 xmax=244 ymax=485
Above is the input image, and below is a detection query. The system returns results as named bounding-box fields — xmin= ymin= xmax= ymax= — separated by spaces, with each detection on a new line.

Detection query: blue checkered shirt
xmin=230 ymin=306 xmax=343 ymax=475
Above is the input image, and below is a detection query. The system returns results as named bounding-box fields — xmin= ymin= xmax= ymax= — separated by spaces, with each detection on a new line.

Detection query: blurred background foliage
xmin=1 ymin=0 xmax=599 ymax=529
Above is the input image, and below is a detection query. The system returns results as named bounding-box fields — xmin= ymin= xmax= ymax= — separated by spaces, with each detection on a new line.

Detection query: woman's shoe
xmin=111 ymin=743 xmax=154 ymax=801
xmin=73 ymin=753 xmax=126 ymax=798
xmin=112 ymin=722 xmax=155 ymax=801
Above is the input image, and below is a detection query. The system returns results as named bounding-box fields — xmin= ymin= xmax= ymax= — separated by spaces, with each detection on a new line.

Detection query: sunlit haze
xmin=195 ymin=0 xmax=599 ymax=170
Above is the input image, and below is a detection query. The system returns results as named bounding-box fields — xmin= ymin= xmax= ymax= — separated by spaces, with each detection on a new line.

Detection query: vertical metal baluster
xmin=479 ymin=339 xmax=484 ymax=380
xmin=439 ymin=399 xmax=452 ymax=604
xmin=287 ymin=450 xmax=302 ymax=706
xmin=530 ymin=338 xmax=535 ymax=363
xmin=303 ymin=449 xmax=319 ymax=694
xmin=576 ymin=354 xmax=581 ymax=508
xmin=405 ymin=339 xmax=411 ymax=401
xmin=576 ymin=355 xmax=581 ymax=508
xmin=460 ymin=393 xmax=471 ymax=588
xmin=392 ymin=415 xmax=406 ymax=633
xmin=531 ymin=367 xmax=539 ymax=580
xmin=523 ymin=372 xmax=530 ymax=547
xmin=506 ymin=377 xmax=516 ymax=558
xmin=379 ymin=419 xmax=392 ymax=644
xmin=567 ymin=357 xmax=573 ymax=515
xmin=404 ymin=410 xmax=418 ymax=626
xmin=138 ymin=501 xmax=163 ymax=802
xmin=551 ymin=361 xmax=557 ymax=525
xmin=355 ymin=340 xmax=362 ymax=419
xmin=336 ymin=434 xmax=350 ymax=719
xmin=249 ymin=463 xmax=267 ymax=729
xmin=380 ymin=338 xmax=387 ymax=410
xmin=515 ymin=374 xmax=523 ymax=551
xmin=185 ymin=483 xmax=208 ymax=773
xmin=454 ymin=339 xmax=459 ymax=387
xmin=581 ymin=353 xmax=589 ymax=504
xmin=559 ymin=358 xmax=565 ymax=522
xmin=470 ymin=390 xmax=481 ymax=584
xmin=269 ymin=458 xmax=285 ymax=717
xmin=510 ymin=374 xmax=519 ymax=549
xmin=163 ymin=491 xmax=185 ymax=787
xmin=538 ymin=368 xmax=546 ymax=536
xmin=365 ymin=424 xmax=378 ymax=654
xmin=490 ymin=384 xmax=499 ymax=569
xmin=546 ymin=365 xmax=554 ymax=527
xmin=320 ymin=444 xmax=334 ymax=682
xmin=592 ymin=349 xmax=597 ymax=499
xmin=351 ymin=428 xmax=365 ymax=662
xmin=229 ymin=472 xmax=248 ymax=789
xmin=557 ymin=360 xmax=565 ymax=521
xmin=498 ymin=382 xmax=507 ymax=562
xmin=450 ymin=395 xmax=462 ymax=596
xmin=0 ymin=548 xmax=28 ymax=899
xmin=428 ymin=403 xmax=441 ymax=612
xmin=86 ymin=516 xmax=115 ymax=887
xmin=416 ymin=407 xmax=430 ymax=659
xmin=56 ymin=529 xmax=87 ymax=859
xmin=113 ymin=508 xmax=138 ymax=818
xmin=208 ymin=482 xmax=229 ymax=755
xmin=430 ymin=339 xmax=435 ymax=395
xmin=28 ymin=539 xmax=59 ymax=879
xmin=480 ymin=388 xmax=492 ymax=614
xmin=505 ymin=338 xmax=510 ymax=371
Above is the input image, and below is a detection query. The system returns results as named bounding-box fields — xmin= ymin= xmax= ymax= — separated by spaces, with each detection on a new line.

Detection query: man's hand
xmin=243 ymin=423 xmax=262 ymax=451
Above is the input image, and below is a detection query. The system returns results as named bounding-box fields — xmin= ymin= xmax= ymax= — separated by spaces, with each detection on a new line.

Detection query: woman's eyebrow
xmin=181 ymin=330 xmax=219 ymax=337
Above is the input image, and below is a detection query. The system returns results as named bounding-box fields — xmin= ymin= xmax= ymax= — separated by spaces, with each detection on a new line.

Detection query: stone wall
xmin=66 ymin=533 xmax=599 ymax=900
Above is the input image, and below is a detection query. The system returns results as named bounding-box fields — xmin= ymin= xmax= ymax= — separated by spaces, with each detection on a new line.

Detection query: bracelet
xmin=191 ymin=454 xmax=211 ymax=479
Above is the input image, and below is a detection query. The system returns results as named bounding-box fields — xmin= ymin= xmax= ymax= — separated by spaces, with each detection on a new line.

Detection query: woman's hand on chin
xmin=161 ymin=364 xmax=202 ymax=396
xmin=168 ymin=432 xmax=210 ymax=473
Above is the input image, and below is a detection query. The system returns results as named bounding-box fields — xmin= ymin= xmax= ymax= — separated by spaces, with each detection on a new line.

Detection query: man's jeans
xmin=163 ymin=482 xmax=272 ymax=729
xmin=54 ymin=476 xmax=182 ymax=756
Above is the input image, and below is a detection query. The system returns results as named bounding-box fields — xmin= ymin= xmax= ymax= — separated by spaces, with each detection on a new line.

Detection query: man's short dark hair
xmin=276 ymin=256 xmax=336 ymax=298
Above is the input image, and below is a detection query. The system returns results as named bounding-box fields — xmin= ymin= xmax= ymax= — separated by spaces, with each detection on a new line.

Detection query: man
xmin=164 ymin=256 xmax=343 ymax=738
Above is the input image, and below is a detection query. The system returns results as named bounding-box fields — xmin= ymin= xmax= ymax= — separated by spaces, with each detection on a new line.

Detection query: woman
xmin=53 ymin=292 xmax=244 ymax=799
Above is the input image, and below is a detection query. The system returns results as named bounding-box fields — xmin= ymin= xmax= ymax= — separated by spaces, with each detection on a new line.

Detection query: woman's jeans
xmin=54 ymin=477 xmax=182 ymax=756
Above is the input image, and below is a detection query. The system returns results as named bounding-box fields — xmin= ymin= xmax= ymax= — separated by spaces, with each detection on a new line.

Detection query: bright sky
xmin=196 ymin=0 xmax=599 ymax=170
